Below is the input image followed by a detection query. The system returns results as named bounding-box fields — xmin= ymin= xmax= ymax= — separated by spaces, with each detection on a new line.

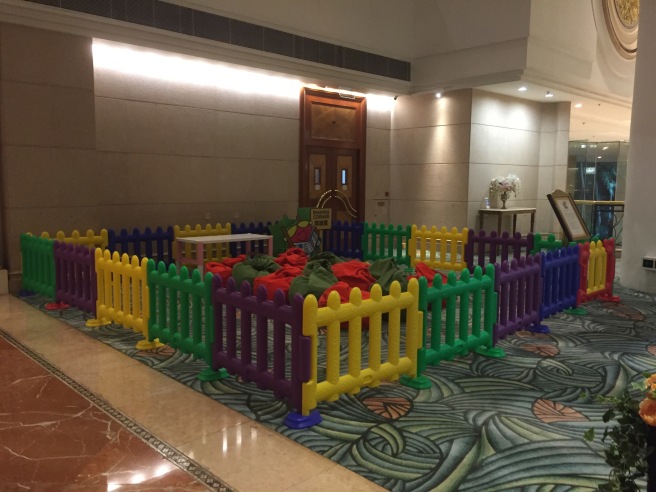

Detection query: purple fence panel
xmin=229 ymin=222 xmax=272 ymax=256
xmin=212 ymin=275 xmax=309 ymax=412
xmin=494 ymin=254 xmax=542 ymax=344
xmin=321 ymin=220 xmax=363 ymax=259
xmin=54 ymin=241 xmax=96 ymax=314
xmin=107 ymin=226 xmax=174 ymax=264
xmin=540 ymin=245 xmax=580 ymax=320
xmin=465 ymin=230 xmax=534 ymax=273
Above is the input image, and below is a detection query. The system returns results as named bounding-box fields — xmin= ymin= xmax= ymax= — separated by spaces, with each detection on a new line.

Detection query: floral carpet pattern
xmin=20 ymin=283 xmax=656 ymax=491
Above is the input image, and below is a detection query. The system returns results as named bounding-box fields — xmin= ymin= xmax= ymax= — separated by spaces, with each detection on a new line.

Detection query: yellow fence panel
xmin=173 ymin=223 xmax=232 ymax=263
xmin=587 ymin=240 xmax=608 ymax=295
xmin=408 ymin=225 xmax=469 ymax=271
xmin=41 ymin=229 xmax=108 ymax=249
xmin=86 ymin=248 xmax=159 ymax=350
xmin=301 ymin=278 xmax=425 ymax=416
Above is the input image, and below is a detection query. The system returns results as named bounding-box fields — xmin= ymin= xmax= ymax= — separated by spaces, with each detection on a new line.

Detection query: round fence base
xmin=284 ymin=410 xmax=322 ymax=429
xmin=529 ymin=324 xmax=550 ymax=334
xmin=400 ymin=374 xmax=432 ymax=389
xmin=198 ymin=367 xmax=228 ymax=382
xmin=85 ymin=318 xmax=111 ymax=328
xmin=474 ymin=346 xmax=506 ymax=358
xmin=45 ymin=302 xmax=70 ymax=311
xmin=565 ymin=307 xmax=588 ymax=316
xmin=135 ymin=339 xmax=164 ymax=350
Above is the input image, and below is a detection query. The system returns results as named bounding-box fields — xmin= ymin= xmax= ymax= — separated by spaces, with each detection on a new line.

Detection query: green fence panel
xmin=362 ymin=223 xmax=412 ymax=266
xmin=530 ymin=233 xmax=567 ymax=254
xmin=20 ymin=233 xmax=55 ymax=299
xmin=147 ymin=259 xmax=224 ymax=381
xmin=418 ymin=263 xmax=503 ymax=370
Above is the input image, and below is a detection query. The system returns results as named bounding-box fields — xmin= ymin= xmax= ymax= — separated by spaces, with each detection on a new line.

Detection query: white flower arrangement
xmin=489 ymin=174 xmax=521 ymax=197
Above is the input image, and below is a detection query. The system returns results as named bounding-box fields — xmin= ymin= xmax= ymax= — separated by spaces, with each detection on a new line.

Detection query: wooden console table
xmin=478 ymin=207 xmax=536 ymax=235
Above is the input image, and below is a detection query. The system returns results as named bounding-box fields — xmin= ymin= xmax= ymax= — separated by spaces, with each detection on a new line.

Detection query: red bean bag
xmin=274 ymin=247 xmax=308 ymax=268
xmin=222 ymin=254 xmax=247 ymax=268
xmin=407 ymin=262 xmax=448 ymax=286
xmin=253 ymin=265 xmax=305 ymax=301
xmin=331 ymin=260 xmax=377 ymax=291
xmin=205 ymin=262 xmax=232 ymax=283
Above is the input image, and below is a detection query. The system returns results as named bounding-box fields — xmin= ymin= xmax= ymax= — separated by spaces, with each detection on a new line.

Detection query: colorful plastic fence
xmin=211 ymin=276 xmax=311 ymax=426
xmin=20 ymin=233 xmax=55 ymax=298
xmin=578 ymin=238 xmax=618 ymax=304
xmin=530 ymin=232 xmax=566 ymax=254
xmin=108 ymin=226 xmax=174 ymax=265
xmin=229 ymin=222 xmax=272 ymax=256
xmin=494 ymin=255 xmax=544 ymax=344
xmin=147 ymin=260 xmax=221 ymax=380
xmin=362 ymin=223 xmax=411 ymax=266
xmin=419 ymin=265 xmax=504 ymax=369
xmin=300 ymin=279 xmax=429 ymax=421
xmin=41 ymin=228 xmax=109 ymax=250
xmin=464 ymin=230 xmax=534 ymax=273
xmin=87 ymin=249 xmax=157 ymax=350
xmin=540 ymin=245 xmax=580 ymax=319
xmin=54 ymin=241 xmax=96 ymax=314
xmin=321 ymin=220 xmax=363 ymax=259
xmin=408 ymin=225 xmax=469 ymax=271
xmin=173 ymin=223 xmax=232 ymax=264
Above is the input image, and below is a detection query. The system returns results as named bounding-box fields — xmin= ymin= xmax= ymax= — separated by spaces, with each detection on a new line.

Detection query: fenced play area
xmin=19 ymin=217 xmax=618 ymax=429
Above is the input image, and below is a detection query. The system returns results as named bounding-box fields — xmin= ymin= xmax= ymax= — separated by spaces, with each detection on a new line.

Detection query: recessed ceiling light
xmin=545 ymin=91 xmax=554 ymax=98
xmin=581 ymin=144 xmax=587 ymax=148
xmin=435 ymin=91 xmax=442 ymax=98
xmin=574 ymin=103 xmax=583 ymax=108
xmin=603 ymin=146 xmax=609 ymax=150
xmin=598 ymin=155 xmax=602 ymax=159
xmin=518 ymin=86 xmax=528 ymax=92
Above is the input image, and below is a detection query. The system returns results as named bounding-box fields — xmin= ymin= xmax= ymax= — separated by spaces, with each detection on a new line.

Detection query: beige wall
xmin=389 ymin=88 xmax=568 ymax=233
xmin=389 ymin=90 xmax=472 ymax=228
xmin=468 ymin=90 xmax=570 ymax=234
xmin=0 ymin=24 xmax=393 ymax=289
xmin=0 ymin=23 xmax=97 ymax=281
xmin=621 ymin=0 xmax=656 ymax=294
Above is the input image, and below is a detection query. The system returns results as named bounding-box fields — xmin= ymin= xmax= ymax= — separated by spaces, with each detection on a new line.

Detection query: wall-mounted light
xmin=92 ymin=40 xmax=395 ymax=110
xmin=545 ymin=91 xmax=554 ymax=98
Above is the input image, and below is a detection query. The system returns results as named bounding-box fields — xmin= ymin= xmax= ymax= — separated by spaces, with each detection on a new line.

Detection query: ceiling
xmin=479 ymin=81 xmax=632 ymax=143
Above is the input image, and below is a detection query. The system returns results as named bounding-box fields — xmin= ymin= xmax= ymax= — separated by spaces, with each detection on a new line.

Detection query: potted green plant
xmin=584 ymin=373 xmax=656 ymax=491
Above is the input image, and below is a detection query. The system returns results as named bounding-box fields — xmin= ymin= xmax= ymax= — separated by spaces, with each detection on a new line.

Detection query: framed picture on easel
xmin=547 ymin=189 xmax=591 ymax=242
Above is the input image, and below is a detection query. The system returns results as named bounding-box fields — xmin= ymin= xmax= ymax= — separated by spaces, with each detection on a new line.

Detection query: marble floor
xmin=0 ymin=294 xmax=384 ymax=492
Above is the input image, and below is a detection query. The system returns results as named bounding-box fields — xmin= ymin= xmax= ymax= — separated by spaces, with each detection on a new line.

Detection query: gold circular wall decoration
xmin=603 ymin=0 xmax=639 ymax=59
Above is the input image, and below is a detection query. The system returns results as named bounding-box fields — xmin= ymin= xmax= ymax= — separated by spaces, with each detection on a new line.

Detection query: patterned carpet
xmin=19 ymin=283 xmax=656 ymax=491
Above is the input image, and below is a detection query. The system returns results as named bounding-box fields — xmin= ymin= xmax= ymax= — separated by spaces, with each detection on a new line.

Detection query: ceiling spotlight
xmin=545 ymin=91 xmax=554 ymax=98
xmin=518 ymin=86 xmax=528 ymax=92
xmin=574 ymin=103 xmax=583 ymax=108
xmin=435 ymin=91 xmax=442 ymax=98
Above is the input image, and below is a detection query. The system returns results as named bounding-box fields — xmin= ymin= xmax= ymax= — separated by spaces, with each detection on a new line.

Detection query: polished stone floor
xmin=0 ymin=294 xmax=383 ymax=491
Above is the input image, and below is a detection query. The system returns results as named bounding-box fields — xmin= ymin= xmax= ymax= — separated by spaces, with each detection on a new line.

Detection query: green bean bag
xmin=232 ymin=256 xmax=280 ymax=289
xmin=288 ymin=264 xmax=338 ymax=301
xmin=368 ymin=258 xmax=408 ymax=295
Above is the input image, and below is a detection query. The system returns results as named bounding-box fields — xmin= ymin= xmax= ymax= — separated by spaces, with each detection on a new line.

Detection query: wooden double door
xmin=299 ymin=89 xmax=366 ymax=222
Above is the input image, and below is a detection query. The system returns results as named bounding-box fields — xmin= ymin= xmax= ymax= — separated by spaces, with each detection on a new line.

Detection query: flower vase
xmin=500 ymin=191 xmax=509 ymax=209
